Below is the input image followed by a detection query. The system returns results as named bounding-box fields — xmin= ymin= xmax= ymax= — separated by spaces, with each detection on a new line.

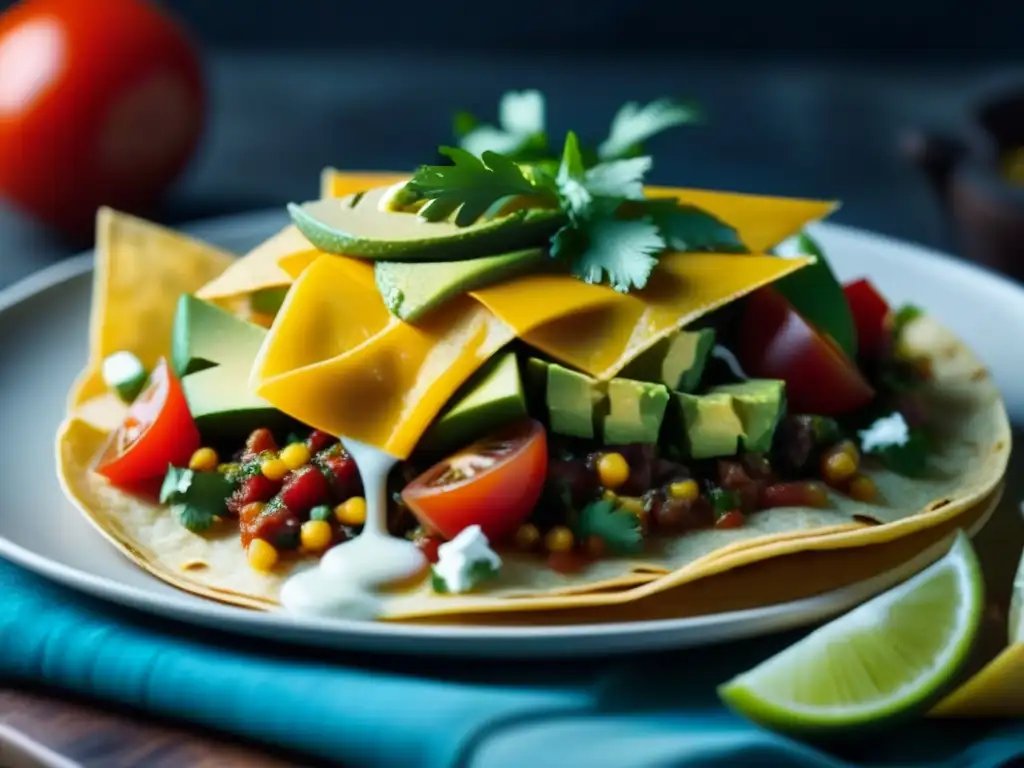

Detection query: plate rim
xmin=1 ymin=210 xmax=1014 ymax=653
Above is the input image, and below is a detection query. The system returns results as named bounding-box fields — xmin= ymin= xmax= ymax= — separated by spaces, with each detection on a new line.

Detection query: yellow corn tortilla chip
xmin=67 ymin=208 xmax=234 ymax=411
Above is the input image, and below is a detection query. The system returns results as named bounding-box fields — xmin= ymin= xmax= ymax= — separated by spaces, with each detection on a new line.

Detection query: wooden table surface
xmin=0 ymin=688 xmax=314 ymax=767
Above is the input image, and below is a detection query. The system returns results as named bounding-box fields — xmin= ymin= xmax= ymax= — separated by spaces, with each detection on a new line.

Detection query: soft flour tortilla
xmin=56 ymin=206 xmax=1010 ymax=620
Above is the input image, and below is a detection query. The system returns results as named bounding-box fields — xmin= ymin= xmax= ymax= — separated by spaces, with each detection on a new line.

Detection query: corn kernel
xmin=188 ymin=447 xmax=219 ymax=473
xmin=602 ymin=489 xmax=618 ymax=503
xmin=596 ymin=453 xmax=630 ymax=489
xmin=848 ymin=475 xmax=879 ymax=502
xmin=515 ymin=523 xmax=540 ymax=550
xmin=260 ymin=457 xmax=289 ymax=481
xmin=335 ymin=497 xmax=367 ymax=526
xmin=217 ymin=462 xmax=240 ymax=475
xmin=821 ymin=441 xmax=860 ymax=486
xmin=300 ymin=520 xmax=333 ymax=551
xmin=247 ymin=539 xmax=279 ymax=572
xmin=669 ymin=479 xmax=699 ymax=502
xmin=544 ymin=525 xmax=574 ymax=553
xmin=280 ymin=442 xmax=311 ymax=471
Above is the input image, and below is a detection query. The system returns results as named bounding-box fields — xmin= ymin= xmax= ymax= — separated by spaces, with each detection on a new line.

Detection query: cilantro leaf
xmin=638 ymin=200 xmax=747 ymax=253
xmin=553 ymin=217 xmax=665 ymax=293
xmin=403 ymin=146 xmax=556 ymax=226
xmin=555 ymin=131 xmax=591 ymax=214
xmin=574 ymin=499 xmax=643 ymax=555
xmin=160 ymin=465 xmax=234 ymax=535
xmin=584 ymin=157 xmax=651 ymax=201
xmin=892 ymin=304 xmax=924 ymax=342
xmin=598 ymin=98 xmax=702 ymax=161
xmin=457 ymin=90 xmax=549 ymax=161
xmin=555 ymin=132 xmax=651 ymax=214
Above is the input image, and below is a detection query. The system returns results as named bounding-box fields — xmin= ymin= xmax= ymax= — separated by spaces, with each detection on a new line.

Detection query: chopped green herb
xmin=597 ymin=98 xmax=702 ymax=161
xmin=160 ymin=465 xmax=235 ymax=534
xmin=456 ymin=90 xmax=548 ymax=162
xmin=401 ymin=146 xmax=556 ymax=225
xmin=574 ymin=498 xmax=642 ymax=555
xmin=772 ymin=231 xmax=858 ymax=359
xmin=431 ymin=559 xmax=500 ymax=594
xmin=708 ymin=487 xmax=741 ymax=514
xmin=810 ymin=416 xmax=843 ymax=447
xmin=309 ymin=505 xmax=333 ymax=522
xmin=640 ymin=199 xmax=747 ymax=253
xmin=892 ymin=304 xmax=924 ymax=341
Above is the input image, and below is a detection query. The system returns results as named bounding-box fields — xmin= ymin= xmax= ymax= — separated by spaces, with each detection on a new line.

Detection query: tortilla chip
xmin=195 ymin=225 xmax=315 ymax=303
xmin=67 ymin=208 xmax=234 ymax=411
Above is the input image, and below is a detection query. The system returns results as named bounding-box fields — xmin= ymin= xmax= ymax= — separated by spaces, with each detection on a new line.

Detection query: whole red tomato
xmin=0 ymin=0 xmax=205 ymax=236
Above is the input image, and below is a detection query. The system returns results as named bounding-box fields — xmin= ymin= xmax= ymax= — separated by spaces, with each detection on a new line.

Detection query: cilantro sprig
xmin=160 ymin=465 xmax=235 ymax=534
xmin=574 ymin=498 xmax=643 ymax=555
xmin=455 ymin=91 xmax=701 ymax=165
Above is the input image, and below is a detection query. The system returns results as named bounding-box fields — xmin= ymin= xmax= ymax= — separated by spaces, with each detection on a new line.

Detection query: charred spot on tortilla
xmin=181 ymin=559 xmax=209 ymax=571
xmin=852 ymin=514 xmax=883 ymax=526
xmin=970 ymin=368 xmax=989 ymax=382
xmin=928 ymin=498 xmax=952 ymax=511
xmin=994 ymin=440 xmax=1007 ymax=453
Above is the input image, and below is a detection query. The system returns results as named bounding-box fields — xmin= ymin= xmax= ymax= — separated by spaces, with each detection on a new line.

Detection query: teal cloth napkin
xmin=1 ymin=558 xmax=1021 ymax=768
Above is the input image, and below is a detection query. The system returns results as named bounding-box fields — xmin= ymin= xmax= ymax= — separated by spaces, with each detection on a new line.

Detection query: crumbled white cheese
xmin=858 ymin=412 xmax=910 ymax=453
xmin=102 ymin=351 xmax=144 ymax=390
xmin=432 ymin=525 xmax=502 ymax=594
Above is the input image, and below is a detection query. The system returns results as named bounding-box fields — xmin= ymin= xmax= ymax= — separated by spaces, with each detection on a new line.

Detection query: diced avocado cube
xmin=546 ymin=363 xmax=601 ymax=439
xmin=674 ymin=392 xmax=745 ymax=459
xmin=602 ymin=378 xmax=670 ymax=445
xmin=420 ymin=352 xmax=528 ymax=452
xmin=710 ymin=379 xmax=786 ymax=453
xmin=621 ymin=328 xmax=716 ymax=393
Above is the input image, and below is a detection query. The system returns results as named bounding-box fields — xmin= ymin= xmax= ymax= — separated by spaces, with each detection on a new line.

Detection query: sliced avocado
xmin=674 ymin=392 xmax=745 ymax=459
xmin=182 ymin=365 xmax=291 ymax=443
xmin=621 ymin=328 xmax=716 ymax=393
xmin=602 ymin=378 xmax=670 ymax=445
xmin=171 ymin=295 xmax=285 ymax=442
xmin=376 ymin=248 xmax=548 ymax=322
xmin=171 ymin=294 xmax=267 ymax=378
xmin=544 ymin=361 xmax=602 ymax=439
xmin=287 ymin=186 xmax=566 ymax=262
xmin=419 ymin=352 xmax=527 ymax=452
xmin=711 ymin=379 xmax=786 ymax=453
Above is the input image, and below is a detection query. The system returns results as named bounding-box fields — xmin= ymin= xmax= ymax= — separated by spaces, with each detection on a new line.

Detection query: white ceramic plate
xmin=0 ymin=211 xmax=1020 ymax=658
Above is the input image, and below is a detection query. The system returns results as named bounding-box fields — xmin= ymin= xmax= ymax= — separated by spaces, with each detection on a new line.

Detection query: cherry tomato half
xmin=0 ymin=0 xmax=205 ymax=236
xmin=843 ymin=278 xmax=891 ymax=359
xmin=737 ymin=287 xmax=875 ymax=416
xmin=95 ymin=358 xmax=201 ymax=488
xmin=401 ymin=419 xmax=548 ymax=543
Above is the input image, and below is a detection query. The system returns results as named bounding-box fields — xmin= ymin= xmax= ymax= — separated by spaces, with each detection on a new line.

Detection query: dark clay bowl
xmin=903 ymin=79 xmax=1024 ymax=282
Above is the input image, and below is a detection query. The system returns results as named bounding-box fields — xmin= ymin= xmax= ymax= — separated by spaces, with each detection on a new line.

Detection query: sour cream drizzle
xmin=279 ymin=438 xmax=427 ymax=619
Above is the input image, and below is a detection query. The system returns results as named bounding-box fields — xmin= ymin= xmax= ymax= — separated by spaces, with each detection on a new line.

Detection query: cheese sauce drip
xmin=279 ymin=438 xmax=426 ymax=618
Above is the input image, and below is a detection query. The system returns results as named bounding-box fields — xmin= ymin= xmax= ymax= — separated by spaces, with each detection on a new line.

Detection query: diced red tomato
xmin=714 ymin=510 xmax=745 ymax=529
xmin=227 ymin=473 xmax=280 ymax=516
xmin=759 ymin=481 xmax=831 ymax=509
xmin=737 ymin=287 xmax=875 ymax=416
xmin=415 ymin=536 xmax=442 ymax=564
xmin=546 ymin=550 xmax=590 ymax=574
xmin=95 ymin=358 xmax=200 ymax=487
xmin=242 ymin=428 xmax=278 ymax=462
xmin=306 ymin=430 xmax=336 ymax=454
xmin=239 ymin=502 xmax=299 ymax=550
xmin=279 ymin=466 xmax=330 ymax=514
xmin=401 ymin=419 xmax=548 ymax=543
xmin=843 ymin=279 xmax=890 ymax=359
xmin=320 ymin=453 xmax=361 ymax=500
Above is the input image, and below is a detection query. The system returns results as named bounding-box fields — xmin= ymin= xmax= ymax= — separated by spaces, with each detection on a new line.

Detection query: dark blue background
xmin=0 ymin=0 xmax=1022 ymax=286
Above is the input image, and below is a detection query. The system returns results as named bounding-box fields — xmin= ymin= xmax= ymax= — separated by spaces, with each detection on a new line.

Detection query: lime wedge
xmin=718 ymin=530 xmax=983 ymax=732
